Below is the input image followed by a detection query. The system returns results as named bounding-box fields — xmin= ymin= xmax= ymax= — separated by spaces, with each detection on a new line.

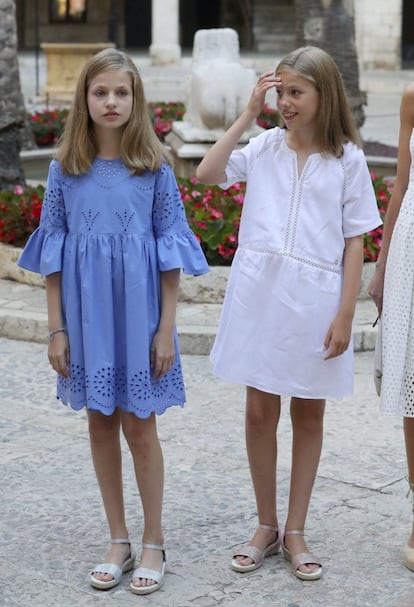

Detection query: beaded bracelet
xmin=47 ymin=327 xmax=66 ymax=342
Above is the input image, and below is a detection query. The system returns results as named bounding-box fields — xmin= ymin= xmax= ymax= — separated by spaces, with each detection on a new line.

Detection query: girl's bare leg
xmin=284 ymin=397 xmax=325 ymax=574
xmin=404 ymin=417 xmax=414 ymax=548
xmin=235 ymin=386 xmax=281 ymax=567
xmin=88 ymin=410 xmax=130 ymax=582
xmin=121 ymin=412 xmax=164 ymax=589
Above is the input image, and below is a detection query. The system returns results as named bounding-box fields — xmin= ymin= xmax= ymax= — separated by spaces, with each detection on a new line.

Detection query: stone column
xmin=150 ymin=0 xmax=181 ymax=65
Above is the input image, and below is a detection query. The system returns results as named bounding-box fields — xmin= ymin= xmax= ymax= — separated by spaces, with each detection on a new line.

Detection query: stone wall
xmin=355 ymin=0 xmax=402 ymax=69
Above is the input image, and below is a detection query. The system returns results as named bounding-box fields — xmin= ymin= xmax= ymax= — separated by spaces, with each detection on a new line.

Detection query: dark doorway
xmin=180 ymin=0 xmax=221 ymax=48
xmin=125 ymin=0 xmax=151 ymax=48
xmin=402 ymin=0 xmax=414 ymax=66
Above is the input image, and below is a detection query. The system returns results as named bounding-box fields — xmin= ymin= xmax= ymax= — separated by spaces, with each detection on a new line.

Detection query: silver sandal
xmin=90 ymin=538 xmax=136 ymax=590
xmin=130 ymin=543 xmax=167 ymax=595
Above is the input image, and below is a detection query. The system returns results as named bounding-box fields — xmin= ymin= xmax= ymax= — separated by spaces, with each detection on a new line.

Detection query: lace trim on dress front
xmin=240 ymin=245 xmax=342 ymax=274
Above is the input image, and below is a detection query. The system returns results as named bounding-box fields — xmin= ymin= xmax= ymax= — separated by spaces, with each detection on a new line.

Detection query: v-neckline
xmin=283 ymin=134 xmax=319 ymax=179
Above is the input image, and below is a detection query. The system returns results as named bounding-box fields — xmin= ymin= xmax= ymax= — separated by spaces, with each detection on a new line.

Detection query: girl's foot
xmin=232 ymin=524 xmax=280 ymax=570
xmin=131 ymin=544 xmax=165 ymax=590
xmin=403 ymin=528 xmax=414 ymax=571
xmin=92 ymin=541 xmax=132 ymax=583
xmin=90 ymin=539 xmax=136 ymax=590
xmin=282 ymin=530 xmax=322 ymax=580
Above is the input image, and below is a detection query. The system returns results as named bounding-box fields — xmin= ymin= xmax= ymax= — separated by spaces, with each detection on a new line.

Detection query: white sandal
xmin=130 ymin=543 xmax=166 ymax=595
xmin=90 ymin=538 xmax=136 ymax=590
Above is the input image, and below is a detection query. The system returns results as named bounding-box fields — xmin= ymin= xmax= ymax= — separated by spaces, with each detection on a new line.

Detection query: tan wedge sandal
xmin=282 ymin=529 xmax=323 ymax=581
xmin=231 ymin=523 xmax=281 ymax=572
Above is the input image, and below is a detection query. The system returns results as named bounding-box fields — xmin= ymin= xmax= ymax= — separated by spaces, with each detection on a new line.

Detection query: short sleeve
xmin=342 ymin=144 xmax=382 ymax=238
xmin=153 ymin=163 xmax=209 ymax=276
xmin=218 ymin=127 xmax=282 ymax=189
xmin=17 ymin=159 xmax=68 ymax=276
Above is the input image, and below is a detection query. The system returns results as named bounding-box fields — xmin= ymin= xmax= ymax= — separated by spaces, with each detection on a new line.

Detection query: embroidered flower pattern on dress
xmin=116 ymin=209 xmax=136 ymax=232
xmin=93 ymin=366 xmax=117 ymax=399
xmin=95 ymin=158 xmax=124 ymax=179
xmin=82 ymin=209 xmax=100 ymax=231
xmin=153 ymin=189 xmax=188 ymax=235
xmin=130 ymin=370 xmax=152 ymax=400
xmin=42 ymin=187 xmax=66 ymax=231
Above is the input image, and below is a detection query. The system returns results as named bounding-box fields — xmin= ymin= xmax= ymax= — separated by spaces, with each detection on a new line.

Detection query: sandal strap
xmin=233 ymin=544 xmax=262 ymax=564
xmin=284 ymin=529 xmax=305 ymax=536
xmin=142 ymin=543 xmax=165 ymax=552
xmin=291 ymin=551 xmax=322 ymax=571
xmin=92 ymin=562 xmax=121 ymax=577
xmin=111 ymin=538 xmax=131 ymax=545
xmin=258 ymin=523 xmax=278 ymax=532
xmin=133 ymin=566 xmax=163 ymax=584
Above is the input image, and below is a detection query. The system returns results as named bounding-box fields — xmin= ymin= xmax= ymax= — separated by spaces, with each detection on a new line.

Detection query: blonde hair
xmin=56 ymin=48 xmax=171 ymax=174
xmin=275 ymin=46 xmax=361 ymax=157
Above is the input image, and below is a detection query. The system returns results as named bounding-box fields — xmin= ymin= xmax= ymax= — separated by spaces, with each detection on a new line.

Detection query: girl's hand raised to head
xmin=246 ymin=71 xmax=280 ymax=118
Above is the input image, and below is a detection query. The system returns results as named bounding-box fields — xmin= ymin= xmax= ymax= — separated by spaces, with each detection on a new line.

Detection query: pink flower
xmin=13 ymin=185 xmax=24 ymax=195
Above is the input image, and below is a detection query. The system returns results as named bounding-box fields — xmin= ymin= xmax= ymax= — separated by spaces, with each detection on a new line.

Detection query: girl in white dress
xmin=369 ymin=83 xmax=414 ymax=572
xmin=197 ymin=46 xmax=381 ymax=580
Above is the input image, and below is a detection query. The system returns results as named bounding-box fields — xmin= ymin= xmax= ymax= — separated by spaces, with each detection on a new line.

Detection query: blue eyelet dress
xmin=18 ymin=158 xmax=209 ymax=418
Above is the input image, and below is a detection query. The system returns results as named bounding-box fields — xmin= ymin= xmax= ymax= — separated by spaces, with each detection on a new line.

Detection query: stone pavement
xmin=1 ymin=338 xmax=414 ymax=607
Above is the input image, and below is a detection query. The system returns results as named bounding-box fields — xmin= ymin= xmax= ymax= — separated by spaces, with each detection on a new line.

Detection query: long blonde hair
xmin=276 ymin=46 xmax=361 ymax=157
xmin=56 ymin=48 xmax=171 ymax=174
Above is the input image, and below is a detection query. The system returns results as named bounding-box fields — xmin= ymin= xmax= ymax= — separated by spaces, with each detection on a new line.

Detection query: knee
xmin=122 ymin=415 xmax=158 ymax=456
xmin=88 ymin=412 xmax=120 ymax=444
xmin=291 ymin=403 xmax=324 ymax=434
xmin=246 ymin=399 xmax=278 ymax=433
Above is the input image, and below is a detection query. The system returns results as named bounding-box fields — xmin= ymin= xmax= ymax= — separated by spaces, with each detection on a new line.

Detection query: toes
xmin=235 ymin=556 xmax=253 ymax=566
xmin=92 ymin=572 xmax=113 ymax=582
xmin=298 ymin=563 xmax=319 ymax=574
xmin=132 ymin=578 xmax=156 ymax=588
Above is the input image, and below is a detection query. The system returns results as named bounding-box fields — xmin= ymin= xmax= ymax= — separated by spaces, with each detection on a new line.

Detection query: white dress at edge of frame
xmin=381 ymin=129 xmax=414 ymax=416
xmin=210 ymin=127 xmax=382 ymax=400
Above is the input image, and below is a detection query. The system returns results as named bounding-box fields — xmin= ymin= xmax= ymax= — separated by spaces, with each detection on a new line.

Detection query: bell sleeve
xmin=153 ymin=163 xmax=209 ymax=276
xmin=18 ymin=160 xmax=68 ymax=276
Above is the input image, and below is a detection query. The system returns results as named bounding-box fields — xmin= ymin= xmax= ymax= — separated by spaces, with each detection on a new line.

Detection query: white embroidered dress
xmin=381 ymin=129 xmax=414 ymax=416
xmin=210 ymin=127 xmax=381 ymax=399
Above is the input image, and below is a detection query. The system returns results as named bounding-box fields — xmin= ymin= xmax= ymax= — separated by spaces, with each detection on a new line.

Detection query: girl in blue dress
xmin=18 ymin=48 xmax=209 ymax=595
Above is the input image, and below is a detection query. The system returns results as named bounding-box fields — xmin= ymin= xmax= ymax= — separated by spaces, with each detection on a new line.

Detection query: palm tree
xmin=0 ymin=0 xmax=26 ymax=189
xmin=295 ymin=0 xmax=366 ymax=128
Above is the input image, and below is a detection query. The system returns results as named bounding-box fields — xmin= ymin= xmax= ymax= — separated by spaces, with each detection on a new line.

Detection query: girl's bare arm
xmin=368 ymin=83 xmax=414 ymax=314
xmin=151 ymin=268 xmax=180 ymax=378
xmin=196 ymin=72 xmax=279 ymax=184
xmin=324 ymin=235 xmax=364 ymax=359
xmin=45 ymin=272 xmax=70 ymax=377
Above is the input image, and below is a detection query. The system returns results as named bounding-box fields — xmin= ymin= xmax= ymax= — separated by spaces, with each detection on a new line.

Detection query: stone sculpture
xmin=173 ymin=28 xmax=260 ymax=142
